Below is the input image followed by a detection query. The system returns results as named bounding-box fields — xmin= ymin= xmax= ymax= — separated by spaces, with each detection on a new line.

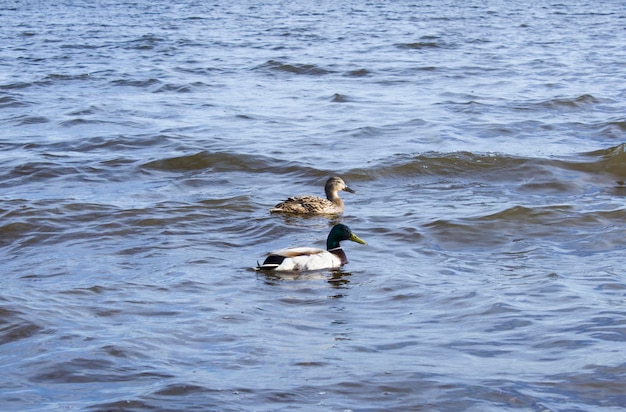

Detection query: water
xmin=1 ymin=0 xmax=626 ymax=410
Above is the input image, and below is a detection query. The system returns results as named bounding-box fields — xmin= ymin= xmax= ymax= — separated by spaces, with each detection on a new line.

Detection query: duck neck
xmin=327 ymin=233 xmax=342 ymax=250
xmin=327 ymin=246 xmax=348 ymax=265
xmin=325 ymin=189 xmax=343 ymax=206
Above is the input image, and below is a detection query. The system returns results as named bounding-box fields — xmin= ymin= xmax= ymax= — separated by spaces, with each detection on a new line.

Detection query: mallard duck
xmin=269 ymin=176 xmax=356 ymax=215
xmin=256 ymin=224 xmax=366 ymax=271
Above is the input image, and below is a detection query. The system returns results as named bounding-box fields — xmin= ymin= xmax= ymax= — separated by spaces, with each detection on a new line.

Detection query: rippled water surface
xmin=2 ymin=1 xmax=626 ymax=410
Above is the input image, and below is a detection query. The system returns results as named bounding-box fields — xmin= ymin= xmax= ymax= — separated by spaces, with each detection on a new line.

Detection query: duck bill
xmin=349 ymin=233 xmax=366 ymax=245
xmin=344 ymin=186 xmax=357 ymax=194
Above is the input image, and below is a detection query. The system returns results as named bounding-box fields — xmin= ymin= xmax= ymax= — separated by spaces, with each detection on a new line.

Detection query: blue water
xmin=1 ymin=1 xmax=626 ymax=411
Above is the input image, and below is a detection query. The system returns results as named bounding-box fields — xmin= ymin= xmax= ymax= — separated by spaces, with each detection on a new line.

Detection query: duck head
xmin=325 ymin=176 xmax=356 ymax=198
xmin=327 ymin=224 xmax=366 ymax=250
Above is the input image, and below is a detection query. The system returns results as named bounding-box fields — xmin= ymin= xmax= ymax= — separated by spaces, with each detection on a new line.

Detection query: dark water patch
xmin=110 ymin=78 xmax=161 ymax=88
xmin=42 ymin=73 xmax=93 ymax=82
xmin=0 ymin=82 xmax=32 ymax=90
xmin=347 ymin=125 xmax=385 ymax=138
xmin=518 ymin=94 xmax=603 ymax=111
xmin=54 ymin=133 xmax=172 ymax=153
xmin=5 ymin=161 xmax=74 ymax=180
xmin=475 ymin=205 xmax=576 ymax=224
xmin=543 ymin=364 xmax=626 ymax=408
xmin=362 ymin=151 xmax=529 ymax=180
xmin=533 ymin=336 xmax=594 ymax=352
xmin=0 ymin=221 xmax=50 ymax=249
xmin=255 ymin=59 xmax=335 ymax=76
xmin=32 ymin=357 xmax=173 ymax=384
xmin=602 ymin=119 xmax=626 ymax=132
xmin=174 ymin=66 xmax=224 ymax=77
xmin=86 ymin=399 xmax=160 ymax=411
xmin=330 ymin=93 xmax=349 ymax=102
xmin=59 ymin=118 xmax=119 ymax=128
xmin=198 ymin=195 xmax=256 ymax=213
xmin=123 ymin=34 xmax=168 ymax=51
xmin=0 ymin=306 xmax=44 ymax=345
xmin=65 ymin=106 xmax=100 ymax=117
xmin=423 ymin=204 xmax=625 ymax=253
xmin=594 ymin=118 xmax=626 ymax=140
xmin=142 ymin=151 xmax=311 ymax=176
xmin=3 ymin=161 xmax=100 ymax=185
xmin=0 ymin=200 xmax=125 ymax=250
xmin=575 ymin=143 xmax=626 ymax=179
xmin=153 ymin=83 xmax=194 ymax=93
xmin=61 ymin=117 xmax=146 ymax=130
xmin=59 ymin=285 xmax=111 ymax=296
xmin=363 ymin=145 xmax=626 ymax=190
xmin=14 ymin=115 xmax=49 ymax=125
xmin=564 ymin=312 xmax=626 ymax=343
xmin=444 ymin=381 xmax=553 ymax=411
xmin=363 ymin=224 xmax=425 ymax=253
xmin=520 ymin=144 xmax=626 ymax=187
xmin=60 ymin=42 xmax=106 ymax=50
xmin=153 ymin=383 xmax=212 ymax=396
xmin=344 ymin=68 xmax=371 ymax=77
xmin=0 ymin=95 xmax=30 ymax=108
xmin=396 ymin=41 xmax=443 ymax=50
xmin=89 ymin=384 xmax=243 ymax=411
xmin=516 ymin=179 xmax=579 ymax=195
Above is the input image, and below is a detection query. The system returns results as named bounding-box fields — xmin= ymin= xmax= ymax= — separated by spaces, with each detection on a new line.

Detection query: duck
xmin=269 ymin=176 xmax=356 ymax=215
xmin=256 ymin=224 xmax=366 ymax=271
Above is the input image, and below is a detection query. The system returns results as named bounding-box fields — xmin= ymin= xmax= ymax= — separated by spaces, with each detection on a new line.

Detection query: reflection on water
xmin=260 ymin=269 xmax=353 ymax=290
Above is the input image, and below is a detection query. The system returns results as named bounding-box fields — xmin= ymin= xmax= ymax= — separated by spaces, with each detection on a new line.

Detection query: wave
xmin=513 ymin=94 xmax=608 ymax=112
xmin=344 ymin=68 xmax=371 ymax=77
xmin=0 ymin=95 xmax=30 ymax=108
xmin=396 ymin=41 xmax=444 ymax=50
xmin=141 ymin=151 xmax=316 ymax=176
xmin=564 ymin=143 xmax=626 ymax=180
xmin=423 ymin=203 xmax=626 ymax=253
xmin=359 ymin=143 xmax=626 ymax=183
xmin=110 ymin=78 xmax=161 ymax=88
xmin=536 ymin=94 xmax=601 ymax=109
xmin=0 ymin=303 xmax=44 ymax=345
xmin=255 ymin=60 xmax=335 ymax=76
xmin=14 ymin=115 xmax=49 ymax=126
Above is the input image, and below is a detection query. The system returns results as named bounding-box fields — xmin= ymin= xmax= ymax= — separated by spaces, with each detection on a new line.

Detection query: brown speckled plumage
xmin=270 ymin=176 xmax=356 ymax=215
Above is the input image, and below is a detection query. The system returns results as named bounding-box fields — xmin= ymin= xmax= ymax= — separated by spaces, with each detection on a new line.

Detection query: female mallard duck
xmin=256 ymin=224 xmax=366 ymax=271
xmin=269 ymin=176 xmax=356 ymax=215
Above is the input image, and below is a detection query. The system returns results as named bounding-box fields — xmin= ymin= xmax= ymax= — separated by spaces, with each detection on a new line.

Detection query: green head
xmin=326 ymin=224 xmax=366 ymax=250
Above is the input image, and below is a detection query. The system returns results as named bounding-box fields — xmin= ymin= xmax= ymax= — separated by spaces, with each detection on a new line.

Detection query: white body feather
xmin=264 ymin=247 xmax=343 ymax=271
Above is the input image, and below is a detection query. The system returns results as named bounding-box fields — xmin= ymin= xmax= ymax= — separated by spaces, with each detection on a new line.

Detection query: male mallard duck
xmin=269 ymin=176 xmax=356 ymax=215
xmin=256 ymin=224 xmax=366 ymax=271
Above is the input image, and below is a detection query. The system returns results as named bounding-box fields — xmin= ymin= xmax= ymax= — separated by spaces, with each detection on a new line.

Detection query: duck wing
xmin=270 ymin=195 xmax=340 ymax=215
xmin=270 ymin=247 xmax=326 ymax=257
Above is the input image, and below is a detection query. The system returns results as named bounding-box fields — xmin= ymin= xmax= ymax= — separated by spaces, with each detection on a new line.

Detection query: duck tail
xmin=256 ymin=263 xmax=279 ymax=271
